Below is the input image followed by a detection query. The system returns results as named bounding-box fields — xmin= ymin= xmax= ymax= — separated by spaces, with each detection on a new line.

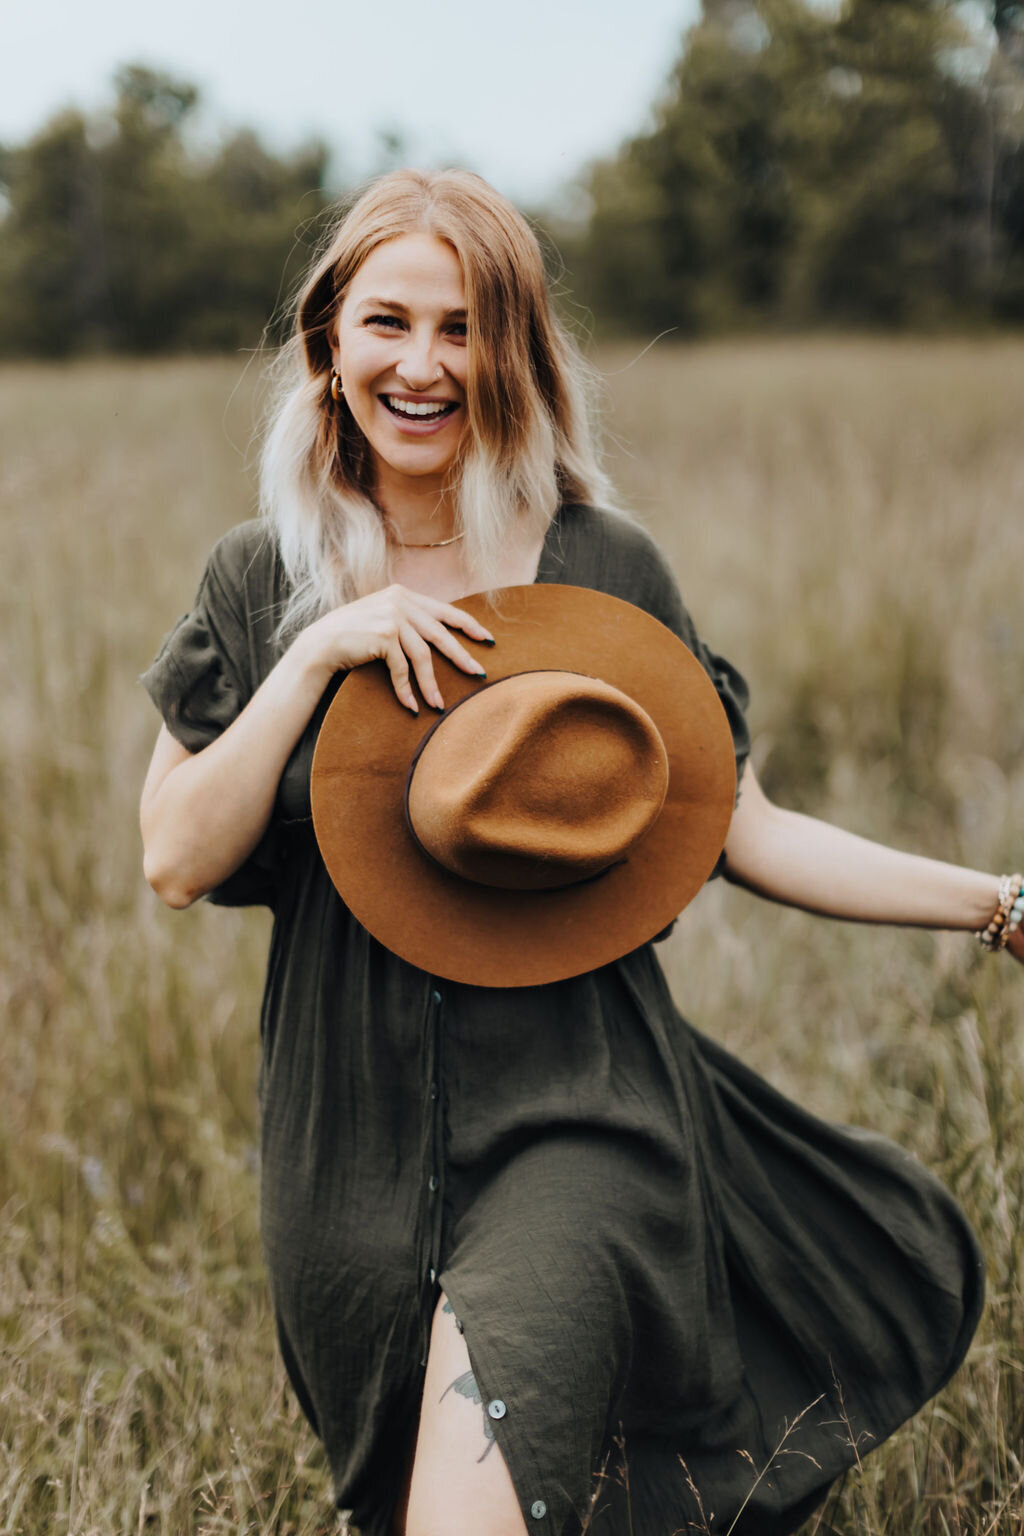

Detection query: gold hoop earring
xmin=330 ymin=370 xmax=343 ymax=403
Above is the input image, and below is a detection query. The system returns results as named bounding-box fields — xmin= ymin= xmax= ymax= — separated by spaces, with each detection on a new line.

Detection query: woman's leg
xmin=403 ymin=1292 xmax=529 ymax=1536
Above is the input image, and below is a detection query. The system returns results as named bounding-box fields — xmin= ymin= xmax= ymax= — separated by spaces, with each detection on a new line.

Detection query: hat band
xmin=402 ymin=671 xmax=629 ymax=893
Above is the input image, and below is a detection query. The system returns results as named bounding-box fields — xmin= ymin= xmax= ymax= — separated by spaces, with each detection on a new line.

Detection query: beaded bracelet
xmin=977 ymin=872 xmax=1024 ymax=952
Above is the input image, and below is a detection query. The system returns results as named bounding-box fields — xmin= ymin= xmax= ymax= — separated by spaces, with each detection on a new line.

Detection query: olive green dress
xmin=142 ymin=504 xmax=983 ymax=1536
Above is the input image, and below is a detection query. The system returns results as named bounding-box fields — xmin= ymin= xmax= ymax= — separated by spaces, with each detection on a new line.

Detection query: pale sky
xmin=2 ymin=0 xmax=702 ymax=206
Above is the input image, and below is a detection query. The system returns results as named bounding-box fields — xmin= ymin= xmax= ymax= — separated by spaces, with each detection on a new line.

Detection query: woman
xmin=140 ymin=169 xmax=1019 ymax=1536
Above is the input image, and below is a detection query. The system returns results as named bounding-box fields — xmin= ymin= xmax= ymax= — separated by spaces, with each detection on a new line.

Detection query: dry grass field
xmin=0 ymin=339 xmax=1022 ymax=1534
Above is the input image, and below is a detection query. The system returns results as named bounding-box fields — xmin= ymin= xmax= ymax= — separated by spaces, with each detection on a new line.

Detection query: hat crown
xmin=406 ymin=671 xmax=669 ymax=892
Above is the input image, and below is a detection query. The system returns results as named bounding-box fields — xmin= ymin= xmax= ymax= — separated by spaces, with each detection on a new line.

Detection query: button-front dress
xmin=142 ymin=504 xmax=984 ymax=1536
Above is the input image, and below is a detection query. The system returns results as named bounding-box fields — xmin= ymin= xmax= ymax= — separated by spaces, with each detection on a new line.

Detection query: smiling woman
xmin=257 ymin=169 xmax=607 ymax=639
xmin=138 ymin=168 xmax=1014 ymax=1536
xmin=331 ymin=233 xmax=469 ymax=530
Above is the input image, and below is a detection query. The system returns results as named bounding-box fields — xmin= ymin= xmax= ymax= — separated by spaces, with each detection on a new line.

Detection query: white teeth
xmin=386 ymin=396 xmax=453 ymax=418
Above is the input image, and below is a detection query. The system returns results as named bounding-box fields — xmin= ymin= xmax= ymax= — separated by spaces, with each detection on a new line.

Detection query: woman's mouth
xmin=381 ymin=395 xmax=460 ymax=423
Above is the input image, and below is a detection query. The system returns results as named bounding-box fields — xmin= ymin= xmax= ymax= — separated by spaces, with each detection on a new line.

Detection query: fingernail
xmin=475 ymin=669 xmax=487 ymax=678
xmin=482 ymin=636 xmax=497 ymax=646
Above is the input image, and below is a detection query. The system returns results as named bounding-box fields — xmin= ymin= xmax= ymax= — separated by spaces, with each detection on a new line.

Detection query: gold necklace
xmin=397 ymin=530 xmax=465 ymax=550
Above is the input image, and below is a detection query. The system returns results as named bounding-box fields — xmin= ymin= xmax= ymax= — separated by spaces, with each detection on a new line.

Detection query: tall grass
xmin=0 ymin=341 xmax=1021 ymax=1533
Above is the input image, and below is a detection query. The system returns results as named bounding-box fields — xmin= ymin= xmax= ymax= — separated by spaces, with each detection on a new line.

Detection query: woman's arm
xmin=140 ymin=637 xmax=328 ymax=908
xmin=723 ymin=765 xmax=1022 ymax=958
xmin=140 ymin=585 xmax=493 ymax=909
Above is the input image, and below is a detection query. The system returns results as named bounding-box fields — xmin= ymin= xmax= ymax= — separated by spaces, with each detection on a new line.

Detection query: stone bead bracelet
xmin=977 ymin=872 xmax=1024 ymax=953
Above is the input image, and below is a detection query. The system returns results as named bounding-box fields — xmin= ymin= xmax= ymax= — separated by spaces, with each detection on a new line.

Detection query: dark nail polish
xmin=475 ymin=669 xmax=487 ymax=678
xmin=482 ymin=636 xmax=497 ymax=647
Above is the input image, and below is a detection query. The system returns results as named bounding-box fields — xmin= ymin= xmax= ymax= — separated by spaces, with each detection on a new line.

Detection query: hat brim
xmin=311 ymin=584 xmax=736 ymax=987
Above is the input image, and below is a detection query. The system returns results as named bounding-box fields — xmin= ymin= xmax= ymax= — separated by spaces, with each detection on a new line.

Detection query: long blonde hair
xmin=260 ymin=168 xmax=614 ymax=636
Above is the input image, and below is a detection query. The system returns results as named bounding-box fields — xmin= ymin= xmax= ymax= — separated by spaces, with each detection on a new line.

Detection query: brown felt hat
xmin=311 ymin=584 xmax=736 ymax=987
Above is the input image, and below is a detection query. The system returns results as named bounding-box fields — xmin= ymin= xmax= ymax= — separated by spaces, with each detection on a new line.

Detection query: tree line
xmin=564 ymin=0 xmax=1024 ymax=331
xmin=0 ymin=66 xmax=330 ymax=355
xmin=1 ymin=3 xmax=1023 ymax=355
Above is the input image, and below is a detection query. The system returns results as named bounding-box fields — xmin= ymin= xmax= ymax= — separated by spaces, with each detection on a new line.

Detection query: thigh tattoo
xmin=439 ymin=1370 xmax=496 ymax=1462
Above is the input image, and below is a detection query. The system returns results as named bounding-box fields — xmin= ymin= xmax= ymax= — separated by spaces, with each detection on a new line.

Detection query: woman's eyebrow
xmin=356 ymin=297 xmax=467 ymax=319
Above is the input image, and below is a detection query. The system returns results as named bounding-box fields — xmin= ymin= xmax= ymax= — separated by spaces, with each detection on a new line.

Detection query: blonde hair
xmin=260 ymin=168 xmax=614 ymax=636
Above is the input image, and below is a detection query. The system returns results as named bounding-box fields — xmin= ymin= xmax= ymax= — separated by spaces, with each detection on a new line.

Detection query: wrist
xmin=976 ymin=872 xmax=1024 ymax=952
xmin=285 ymin=621 xmax=337 ymax=696
xmin=965 ymin=872 xmax=1005 ymax=931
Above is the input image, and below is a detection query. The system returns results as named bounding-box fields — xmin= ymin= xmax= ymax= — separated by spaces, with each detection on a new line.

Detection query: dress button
xmin=429 ymin=1267 xmax=437 ymax=1284
xmin=432 ymin=989 xmax=443 ymax=1006
xmin=486 ymin=1398 xmax=506 ymax=1420
xmin=430 ymin=1082 xmax=439 ymax=1100
xmin=530 ymin=1501 xmax=547 ymax=1520
xmin=428 ymin=1174 xmax=439 ymax=1192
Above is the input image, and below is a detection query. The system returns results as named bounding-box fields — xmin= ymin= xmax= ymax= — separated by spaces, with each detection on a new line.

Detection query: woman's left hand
xmin=1005 ymin=927 xmax=1024 ymax=966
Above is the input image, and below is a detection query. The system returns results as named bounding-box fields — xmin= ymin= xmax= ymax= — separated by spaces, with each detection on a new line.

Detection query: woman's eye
xmin=361 ymin=313 xmax=465 ymax=340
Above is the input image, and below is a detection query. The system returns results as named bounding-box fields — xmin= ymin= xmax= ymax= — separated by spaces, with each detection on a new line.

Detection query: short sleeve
xmin=683 ymin=633 xmax=751 ymax=791
xmin=140 ymin=529 xmax=281 ymax=908
xmin=622 ymin=523 xmax=751 ymax=789
xmin=141 ymin=547 xmax=250 ymax=755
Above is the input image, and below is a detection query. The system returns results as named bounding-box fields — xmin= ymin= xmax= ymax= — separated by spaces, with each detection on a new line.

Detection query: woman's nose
xmin=394 ymin=331 xmax=444 ymax=391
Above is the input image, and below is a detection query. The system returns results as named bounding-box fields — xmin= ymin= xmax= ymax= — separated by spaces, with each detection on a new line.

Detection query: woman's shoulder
xmin=554 ymin=503 xmax=685 ymax=619
xmin=202 ymin=518 xmax=282 ymax=602
xmin=189 ymin=519 xmax=288 ymax=677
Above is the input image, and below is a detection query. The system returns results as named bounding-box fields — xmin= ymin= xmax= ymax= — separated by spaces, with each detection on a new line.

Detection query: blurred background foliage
xmin=562 ymin=0 xmax=1024 ymax=332
xmin=0 ymin=64 xmax=331 ymax=356
xmin=2 ymin=0 xmax=1024 ymax=352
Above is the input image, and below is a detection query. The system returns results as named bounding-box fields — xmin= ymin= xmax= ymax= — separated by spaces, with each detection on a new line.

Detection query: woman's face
xmin=332 ymin=232 xmax=469 ymax=502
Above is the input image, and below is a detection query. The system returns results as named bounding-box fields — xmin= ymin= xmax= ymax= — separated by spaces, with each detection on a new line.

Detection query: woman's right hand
xmin=297 ymin=584 xmax=495 ymax=714
xmin=142 ymin=583 xmax=494 ymax=907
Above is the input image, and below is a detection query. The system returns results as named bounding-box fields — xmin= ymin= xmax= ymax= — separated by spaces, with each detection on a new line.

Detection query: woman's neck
xmin=390 ymin=521 xmax=548 ymax=605
xmin=375 ymin=472 xmax=456 ymax=548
